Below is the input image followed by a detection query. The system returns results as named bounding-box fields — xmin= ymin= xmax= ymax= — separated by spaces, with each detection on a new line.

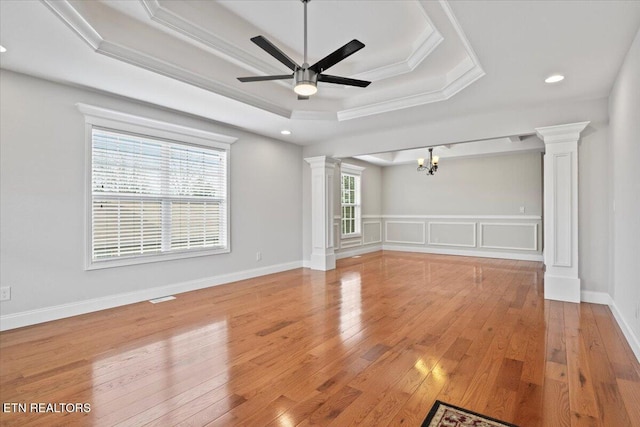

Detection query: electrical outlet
xmin=0 ymin=286 xmax=11 ymax=301
xmin=519 ymin=206 xmax=526 ymax=214
xmin=256 ymin=251 xmax=262 ymax=261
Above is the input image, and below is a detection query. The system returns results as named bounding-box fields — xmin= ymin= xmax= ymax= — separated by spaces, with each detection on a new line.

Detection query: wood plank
xmin=0 ymin=252 xmax=638 ymax=426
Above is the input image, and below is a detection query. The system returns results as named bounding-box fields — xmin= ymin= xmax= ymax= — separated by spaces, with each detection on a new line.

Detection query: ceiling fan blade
xmin=318 ymin=74 xmax=371 ymax=88
xmin=298 ymin=95 xmax=309 ymax=100
xmin=238 ymin=74 xmax=293 ymax=82
xmin=310 ymin=39 xmax=365 ymax=73
xmin=251 ymin=36 xmax=299 ymax=72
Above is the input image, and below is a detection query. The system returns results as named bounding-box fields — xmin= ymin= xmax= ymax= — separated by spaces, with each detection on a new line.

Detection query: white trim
xmin=382 ymin=245 xmax=543 ymax=262
xmin=544 ymin=274 xmax=580 ymax=303
xmin=0 ymin=261 xmax=303 ymax=331
xmin=385 ymin=221 xmax=426 ymax=245
xmin=340 ymin=163 xmax=366 ymax=175
xmin=340 ymin=167 xmax=362 ymax=237
xmin=340 ymin=239 xmax=363 ymax=249
xmin=479 ymin=223 xmax=538 ymax=251
xmin=76 ymin=103 xmax=237 ymax=146
xmin=580 ymin=291 xmax=612 ymax=305
xmin=552 ymin=152 xmax=573 ymax=267
xmin=337 ymin=0 xmax=485 ymax=121
xmin=362 ymin=214 xmax=383 ymax=219
xmin=610 ymin=300 xmax=640 ymax=362
xmin=381 ymin=214 xmax=541 ymax=220
xmin=86 ymin=247 xmax=231 ymax=270
xmin=335 ymin=245 xmax=383 ymax=260
xmin=337 ymin=64 xmax=483 ymax=121
xmin=140 ymin=0 xmax=287 ymax=79
xmin=44 ymin=0 xmax=485 ymax=122
xmin=79 ymin=104 xmax=233 ymax=270
xmin=352 ymin=27 xmax=443 ymax=82
xmin=341 ymin=233 xmax=362 ymax=240
xmin=333 ymin=223 xmax=340 ymax=250
xmin=45 ymin=0 xmax=290 ymax=118
xmin=535 ymin=121 xmax=591 ymax=145
xmin=41 ymin=0 xmax=102 ymax=49
xmin=363 ymin=220 xmax=383 ymax=245
xmin=428 ymin=221 xmax=477 ymax=248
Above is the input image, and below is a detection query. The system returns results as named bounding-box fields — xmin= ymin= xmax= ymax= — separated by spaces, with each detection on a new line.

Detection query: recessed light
xmin=545 ymin=74 xmax=564 ymax=83
xmin=0 ymin=45 xmax=7 ymax=53
xmin=280 ymin=130 xmax=291 ymax=135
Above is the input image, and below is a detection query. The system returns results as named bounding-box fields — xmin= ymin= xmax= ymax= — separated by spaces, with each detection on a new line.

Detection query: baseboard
xmin=0 ymin=260 xmax=303 ymax=331
xmin=579 ymin=291 xmax=639 ymax=362
xmin=381 ymin=244 xmax=544 ymax=262
xmin=609 ymin=300 xmax=640 ymax=363
xmin=580 ymin=290 xmax=612 ymax=305
xmin=335 ymin=244 xmax=383 ymax=260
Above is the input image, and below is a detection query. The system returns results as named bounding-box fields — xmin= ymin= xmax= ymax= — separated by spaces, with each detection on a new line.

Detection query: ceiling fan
xmin=237 ymin=0 xmax=371 ymax=100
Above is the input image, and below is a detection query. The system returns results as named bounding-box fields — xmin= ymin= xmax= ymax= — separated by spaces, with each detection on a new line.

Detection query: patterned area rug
xmin=422 ymin=400 xmax=519 ymax=427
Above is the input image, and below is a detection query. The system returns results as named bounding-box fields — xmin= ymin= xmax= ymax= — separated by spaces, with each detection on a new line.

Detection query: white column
xmin=305 ymin=156 xmax=340 ymax=271
xmin=535 ymin=121 xmax=590 ymax=303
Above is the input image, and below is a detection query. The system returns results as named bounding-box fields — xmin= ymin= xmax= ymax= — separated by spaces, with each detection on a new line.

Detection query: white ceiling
xmin=1 ymin=0 xmax=639 ymax=150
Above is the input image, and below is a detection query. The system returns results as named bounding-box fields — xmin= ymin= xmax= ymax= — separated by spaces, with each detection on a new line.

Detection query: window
xmin=340 ymin=164 xmax=364 ymax=237
xmin=78 ymin=103 xmax=235 ymax=268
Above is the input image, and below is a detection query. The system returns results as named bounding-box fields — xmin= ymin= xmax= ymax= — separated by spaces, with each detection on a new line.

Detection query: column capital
xmin=535 ymin=121 xmax=590 ymax=145
xmin=304 ymin=156 xmax=341 ymax=168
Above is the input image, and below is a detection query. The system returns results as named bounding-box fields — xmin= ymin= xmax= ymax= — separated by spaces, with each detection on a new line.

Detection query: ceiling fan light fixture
xmin=294 ymin=82 xmax=317 ymax=96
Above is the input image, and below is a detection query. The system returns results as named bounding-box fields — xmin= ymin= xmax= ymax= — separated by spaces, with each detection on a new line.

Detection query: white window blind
xmin=91 ymin=127 xmax=228 ymax=262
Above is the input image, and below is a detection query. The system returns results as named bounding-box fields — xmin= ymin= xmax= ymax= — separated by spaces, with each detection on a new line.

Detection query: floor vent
xmin=149 ymin=296 xmax=176 ymax=304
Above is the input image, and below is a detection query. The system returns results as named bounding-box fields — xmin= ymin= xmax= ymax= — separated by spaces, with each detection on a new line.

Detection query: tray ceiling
xmin=40 ymin=0 xmax=484 ymax=121
xmin=2 ymin=1 xmax=640 ymax=147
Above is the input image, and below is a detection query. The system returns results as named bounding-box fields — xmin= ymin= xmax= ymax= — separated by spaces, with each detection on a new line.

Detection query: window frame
xmin=340 ymin=163 xmax=365 ymax=238
xmin=78 ymin=103 xmax=236 ymax=270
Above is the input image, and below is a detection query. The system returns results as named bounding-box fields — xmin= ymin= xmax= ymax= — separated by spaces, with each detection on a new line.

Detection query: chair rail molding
xmin=536 ymin=121 xmax=590 ymax=303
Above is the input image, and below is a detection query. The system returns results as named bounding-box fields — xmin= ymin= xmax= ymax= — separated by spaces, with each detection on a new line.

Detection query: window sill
xmin=341 ymin=233 xmax=362 ymax=239
xmin=85 ymin=247 xmax=230 ymax=270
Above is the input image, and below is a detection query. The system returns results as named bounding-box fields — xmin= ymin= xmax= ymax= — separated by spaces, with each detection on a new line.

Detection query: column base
xmin=544 ymin=273 xmax=581 ymax=303
xmin=309 ymin=251 xmax=336 ymax=271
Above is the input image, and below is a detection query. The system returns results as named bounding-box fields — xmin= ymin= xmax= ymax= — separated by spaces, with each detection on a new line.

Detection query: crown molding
xmin=337 ymin=63 xmax=484 ymax=121
xmin=41 ymin=0 xmax=102 ymax=49
xmin=140 ymin=0 xmax=285 ymax=78
xmin=336 ymin=0 xmax=484 ymax=121
xmin=42 ymin=0 xmax=484 ymax=123
xmin=352 ymin=23 xmax=443 ymax=82
xmin=97 ymin=40 xmax=291 ymax=118
xmin=42 ymin=0 xmax=292 ymax=119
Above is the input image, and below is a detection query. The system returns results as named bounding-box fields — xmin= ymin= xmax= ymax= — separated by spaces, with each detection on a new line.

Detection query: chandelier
xmin=417 ymin=148 xmax=439 ymax=175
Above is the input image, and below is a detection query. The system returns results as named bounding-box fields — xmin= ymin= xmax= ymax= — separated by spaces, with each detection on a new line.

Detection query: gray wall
xmin=378 ymin=152 xmax=543 ymax=259
xmin=0 ymin=70 xmax=302 ymax=317
xmin=382 ymin=152 xmax=542 ymax=216
xmin=578 ymin=121 xmax=611 ymax=295
xmin=608 ymin=27 xmax=640 ymax=346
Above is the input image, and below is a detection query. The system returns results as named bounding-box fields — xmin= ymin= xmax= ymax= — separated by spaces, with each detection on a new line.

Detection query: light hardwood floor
xmin=1 ymin=251 xmax=639 ymax=426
